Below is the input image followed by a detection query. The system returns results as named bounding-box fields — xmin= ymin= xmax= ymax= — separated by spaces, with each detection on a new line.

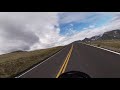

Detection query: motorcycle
xmin=58 ymin=71 xmax=91 ymax=78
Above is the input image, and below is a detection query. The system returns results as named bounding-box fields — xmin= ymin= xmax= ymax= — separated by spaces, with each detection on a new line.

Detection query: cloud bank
xmin=0 ymin=12 xmax=65 ymax=54
xmin=0 ymin=12 xmax=120 ymax=55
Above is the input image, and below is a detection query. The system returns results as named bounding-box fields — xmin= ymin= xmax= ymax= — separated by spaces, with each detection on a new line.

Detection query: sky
xmin=0 ymin=12 xmax=120 ymax=54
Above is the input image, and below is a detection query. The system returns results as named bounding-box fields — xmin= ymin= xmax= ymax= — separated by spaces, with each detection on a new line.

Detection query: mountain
xmin=82 ymin=38 xmax=91 ymax=42
xmin=82 ymin=29 xmax=120 ymax=42
xmin=100 ymin=29 xmax=120 ymax=40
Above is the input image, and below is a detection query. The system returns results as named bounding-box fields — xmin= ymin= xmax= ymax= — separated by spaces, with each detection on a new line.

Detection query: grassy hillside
xmin=0 ymin=46 xmax=64 ymax=78
xmin=86 ymin=40 xmax=120 ymax=53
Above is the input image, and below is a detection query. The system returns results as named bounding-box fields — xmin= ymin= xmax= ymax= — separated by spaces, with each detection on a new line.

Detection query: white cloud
xmin=58 ymin=12 xmax=120 ymax=24
xmin=89 ymin=25 xmax=95 ymax=28
xmin=58 ymin=12 xmax=94 ymax=24
xmin=0 ymin=12 xmax=66 ymax=54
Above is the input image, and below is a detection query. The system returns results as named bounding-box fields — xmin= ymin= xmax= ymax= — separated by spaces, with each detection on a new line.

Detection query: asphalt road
xmin=17 ymin=42 xmax=120 ymax=78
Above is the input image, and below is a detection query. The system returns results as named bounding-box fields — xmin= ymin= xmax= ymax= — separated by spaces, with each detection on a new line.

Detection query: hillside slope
xmin=0 ymin=46 xmax=64 ymax=78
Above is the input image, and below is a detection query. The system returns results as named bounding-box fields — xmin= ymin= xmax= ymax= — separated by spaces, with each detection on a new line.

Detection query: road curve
xmin=16 ymin=42 xmax=120 ymax=78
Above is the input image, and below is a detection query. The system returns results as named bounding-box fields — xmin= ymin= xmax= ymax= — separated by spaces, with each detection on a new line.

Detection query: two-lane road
xmin=17 ymin=42 xmax=120 ymax=78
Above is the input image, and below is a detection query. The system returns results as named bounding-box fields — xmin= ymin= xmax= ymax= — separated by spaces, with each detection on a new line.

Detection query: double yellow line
xmin=56 ymin=44 xmax=73 ymax=78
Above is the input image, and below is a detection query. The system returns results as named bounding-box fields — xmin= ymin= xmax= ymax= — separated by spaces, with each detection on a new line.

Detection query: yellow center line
xmin=62 ymin=45 xmax=73 ymax=73
xmin=56 ymin=44 xmax=73 ymax=78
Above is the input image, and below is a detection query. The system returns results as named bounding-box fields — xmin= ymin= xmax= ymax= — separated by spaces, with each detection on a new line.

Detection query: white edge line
xmin=81 ymin=43 xmax=120 ymax=55
xmin=15 ymin=47 xmax=66 ymax=78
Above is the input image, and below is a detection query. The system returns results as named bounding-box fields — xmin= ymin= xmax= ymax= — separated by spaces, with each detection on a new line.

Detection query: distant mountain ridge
xmin=82 ymin=29 xmax=120 ymax=42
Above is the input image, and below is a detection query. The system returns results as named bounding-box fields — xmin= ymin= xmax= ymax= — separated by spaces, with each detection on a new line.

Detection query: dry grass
xmin=86 ymin=40 xmax=120 ymax=53
xmin=0 ymin=46 xmax=64 ymax=78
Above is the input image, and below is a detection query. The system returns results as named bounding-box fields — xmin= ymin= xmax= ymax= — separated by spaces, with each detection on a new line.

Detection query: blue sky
xmin=58 ymin=12 xmax=114 ymax=36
